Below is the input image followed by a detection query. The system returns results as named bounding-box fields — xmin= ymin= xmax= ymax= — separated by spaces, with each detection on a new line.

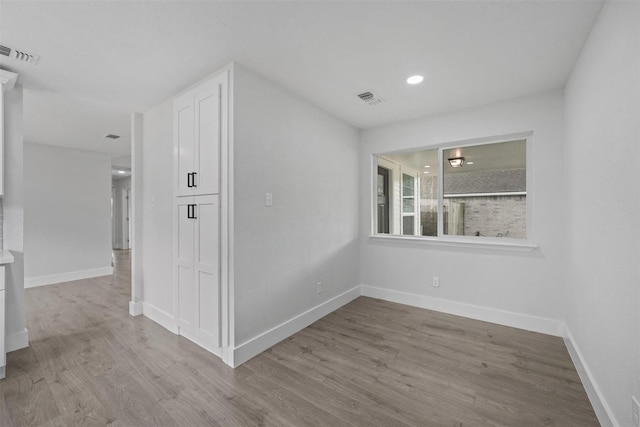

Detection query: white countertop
xmin=0 ymin=250 xmax=14 ymax=265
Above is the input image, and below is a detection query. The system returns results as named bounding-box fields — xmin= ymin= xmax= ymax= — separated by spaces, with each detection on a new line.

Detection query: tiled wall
xmin=446 ymin=195 xmax=526 ymax=238
xmin=418 ymin=172 xmax=527 ymax=239
xmin=444 ymin=168 xmax=526 ymax=194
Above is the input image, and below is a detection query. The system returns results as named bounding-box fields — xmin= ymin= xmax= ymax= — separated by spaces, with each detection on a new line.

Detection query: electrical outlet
xmin=432 ymin=276 xmax=440 ymax=288
xmin=316 ymin=282 xmax=323 ymax=294
xmin=265 ymin=192 xmax=273 ymax=207
xmin=632 ymin=396 xmax=640 ymax=427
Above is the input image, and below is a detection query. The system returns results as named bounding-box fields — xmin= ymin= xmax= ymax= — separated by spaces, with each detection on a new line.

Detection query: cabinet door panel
xmin=176 ymin=202 xmax=195 ymax=329
xmin=195 ymin=85 xmax=220 ymax=195
xmin=195 ymin=195 xmax=220 ymax=346
xmin=175 ymin=96 xmax=195 ymax=196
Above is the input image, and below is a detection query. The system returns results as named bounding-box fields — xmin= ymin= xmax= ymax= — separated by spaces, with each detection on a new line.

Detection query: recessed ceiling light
xmin=467 ymin=162 xmax=474 ymax=165
xmin=407 ymin=75 xmax=424 ymax=85
xmin=423 ymin=171 xmax=430 ymax=174
xmin=423 ymin=165 xmax=431 ymax=168
xmin=117 ymin=170 xmax=126 ymax=174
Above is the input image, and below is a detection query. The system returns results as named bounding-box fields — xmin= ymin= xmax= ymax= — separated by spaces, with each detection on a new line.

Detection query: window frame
xmin=370 ymin=132 xmax=537 ymax=251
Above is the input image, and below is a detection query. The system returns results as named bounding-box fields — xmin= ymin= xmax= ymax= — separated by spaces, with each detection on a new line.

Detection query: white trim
xmin=444 ymin=191 xmax=526 ymax=198
xmin=0 ymin=69 xmax=18 ymax=90
xmin=223 ymin=63 xmax=235 ymax=366
xmin=361 ymin=285 xmax=563 ymax=337
xmin=24 ymin=267 xmax=114 ymax=288
xmin=231 ymin=286 xmax=361 ymax=367
xmin=6 ymin=328 xmax=29 ymax=353
xmin=563 ymin=325 xmax=618 ymax=427
xmin=129 ymin=300 xmax=143 ymax=316
xmin=130 ymin=112 xmax=144 ymax=316
xmin=142 ymin=302 xmax=179 ymax=334
xmin=368 ymin=234 xmax=538 ymax=252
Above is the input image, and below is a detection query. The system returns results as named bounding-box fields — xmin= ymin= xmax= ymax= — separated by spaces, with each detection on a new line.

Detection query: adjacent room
xmin=0 ymin=1 xmax=638 ymax=426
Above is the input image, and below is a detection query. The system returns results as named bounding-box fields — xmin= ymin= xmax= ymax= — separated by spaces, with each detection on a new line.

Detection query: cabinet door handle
xmin=187 ymin=204 xmax=197 ymax=219
xmin=191 ymin=172 xmax=197 ymax=188
xmin=187 ymin=172 xmax=193 ymax=188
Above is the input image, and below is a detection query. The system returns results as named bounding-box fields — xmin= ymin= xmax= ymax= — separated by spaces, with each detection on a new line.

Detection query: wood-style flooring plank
xmin=1 ymin=250 xmax=599 ymax=426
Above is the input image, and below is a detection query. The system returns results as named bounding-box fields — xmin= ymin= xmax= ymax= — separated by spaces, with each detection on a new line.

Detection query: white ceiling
xmin=0 ymin=1 xmax=603 ymax=157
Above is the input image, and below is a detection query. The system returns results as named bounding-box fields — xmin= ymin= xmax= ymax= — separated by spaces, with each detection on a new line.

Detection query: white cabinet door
xmin=175 ymin=195 xmax=221 ymax=354
xmin=194 ymin=83 xmax=221 ymax=196
xmin=176 ymin=199 xmax=196 ymax=330
xmin=174 ymin=74 xmax=224 ymax=197
xmin=194 ymin=195 xmax=220 ymax=348
xmin=174 ymin=95 xmax=195 ymax=197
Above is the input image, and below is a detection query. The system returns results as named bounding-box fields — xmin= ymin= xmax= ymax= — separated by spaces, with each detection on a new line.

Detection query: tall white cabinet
xmin=173 ymin=70 xmax=228 ymax=357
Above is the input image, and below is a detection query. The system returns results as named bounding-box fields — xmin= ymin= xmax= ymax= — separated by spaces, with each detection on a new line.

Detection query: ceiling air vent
xmin=104 ymin=134 xmax=121 ymax=140
xmin=357 ymin=91 xmax=384 ymax=106
xmin=0 ymin=44 xmax=40 ymax=65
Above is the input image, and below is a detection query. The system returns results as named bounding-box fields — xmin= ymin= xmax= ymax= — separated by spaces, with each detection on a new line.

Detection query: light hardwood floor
xmin=0 ymin=250 xmax=599 ymax=426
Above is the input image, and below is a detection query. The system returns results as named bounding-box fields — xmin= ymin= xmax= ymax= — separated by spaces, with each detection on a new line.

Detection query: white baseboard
xmin=6 ymin=328 xmax=29 ymax=353
xmin=25 ymin=267 xmax=114 ymax=288
xmin=232 ymin=285 xmax=361 ymax=367
xmin=129 ymin=300 xmax=143 ymax=316
xmin=563 ymin=325 xmax=617 ymax=427
xmin=142 ymin=302 xmax=179 ymax=334
xmin=360 ymin=285 xmax=564 ymax=337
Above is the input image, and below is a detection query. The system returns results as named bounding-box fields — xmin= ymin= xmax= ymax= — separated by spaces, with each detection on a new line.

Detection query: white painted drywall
xmin=564 ymin=2 xmax=640 ymax=426
xmin=3 ymin=84 xmax=27 ymax=351
xmin=23 ymin=143 xmax=112 ymax=282
xmin=233 ymin=64 xmax=360 ymax=345
xmin=359 ymin=91 xmax=566 ymax=327
xmin=140 ymin=100 xmax=174 ymax=316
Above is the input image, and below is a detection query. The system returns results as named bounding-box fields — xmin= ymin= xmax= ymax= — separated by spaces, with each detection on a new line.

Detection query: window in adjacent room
xmin=374 ymin=135 xmax=529 ymax=243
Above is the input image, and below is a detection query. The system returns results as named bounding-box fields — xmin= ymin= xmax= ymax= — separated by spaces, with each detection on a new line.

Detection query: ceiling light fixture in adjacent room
xmin=448 ymin=157 xmax=465 ymax=168
xmin=406 ymin=75 xmax=424 ymax=85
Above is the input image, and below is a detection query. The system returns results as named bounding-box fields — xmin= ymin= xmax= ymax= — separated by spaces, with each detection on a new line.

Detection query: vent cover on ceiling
xmin=104 ymin=134 xmax=121 ymax=140
xmin=357 ymin=91 xmax=384 ymax=106
xmin=0 ymin=44 xmax=40 ymax=65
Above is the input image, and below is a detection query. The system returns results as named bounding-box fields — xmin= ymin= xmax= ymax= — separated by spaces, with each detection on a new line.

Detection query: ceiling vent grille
xmin=104 ymin=134 xmax=121 ymax=140
xmin=357 ymin=91 xmax=384 ymax=106
xmin=0 ymin=44 xmax=40 ymax=66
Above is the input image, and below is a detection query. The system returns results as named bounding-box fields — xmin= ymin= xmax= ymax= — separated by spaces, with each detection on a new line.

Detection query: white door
xmin=194 ymin=83 xmax=221 ymax=195
xmin=194 ymin=194 xmax=221 ymax=350
xmin=174 ymin=79 xmax=222 ymax=197
xmin=174 ymin=95 xmax=195 ymax=196
xmin=175 ymin=195 xmax=221 ymax=354
xmin=176 ymin=198 xmax=196 ymax=331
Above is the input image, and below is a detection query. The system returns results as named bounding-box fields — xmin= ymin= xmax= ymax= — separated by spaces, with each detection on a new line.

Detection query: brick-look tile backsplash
xmin=445 ymin=195 xmax=526 ymax=238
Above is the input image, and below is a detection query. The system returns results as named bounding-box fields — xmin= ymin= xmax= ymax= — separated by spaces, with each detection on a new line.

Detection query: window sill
xmin=368 ymin=234 xmax=538 ymax=252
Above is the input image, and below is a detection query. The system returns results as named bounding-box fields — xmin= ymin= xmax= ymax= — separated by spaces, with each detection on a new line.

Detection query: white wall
xmin=359 ymin=91 xmax=566 ymax=332
xmin=564 ymin=2 xmax=640 ymax=426
xmin=3 ymin=84 xmax=27 ymax=352
xmin=140 ymin=100 xmax=174 ymax=320
xmin=233 ymin=64 xmax=360 ymax=346
xmin=24 ymin=143 xmax=112 ymax=286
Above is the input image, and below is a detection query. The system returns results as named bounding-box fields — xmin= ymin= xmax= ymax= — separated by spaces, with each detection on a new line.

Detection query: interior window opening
xmin=375 ymin=138 xmax=528 ymax=241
